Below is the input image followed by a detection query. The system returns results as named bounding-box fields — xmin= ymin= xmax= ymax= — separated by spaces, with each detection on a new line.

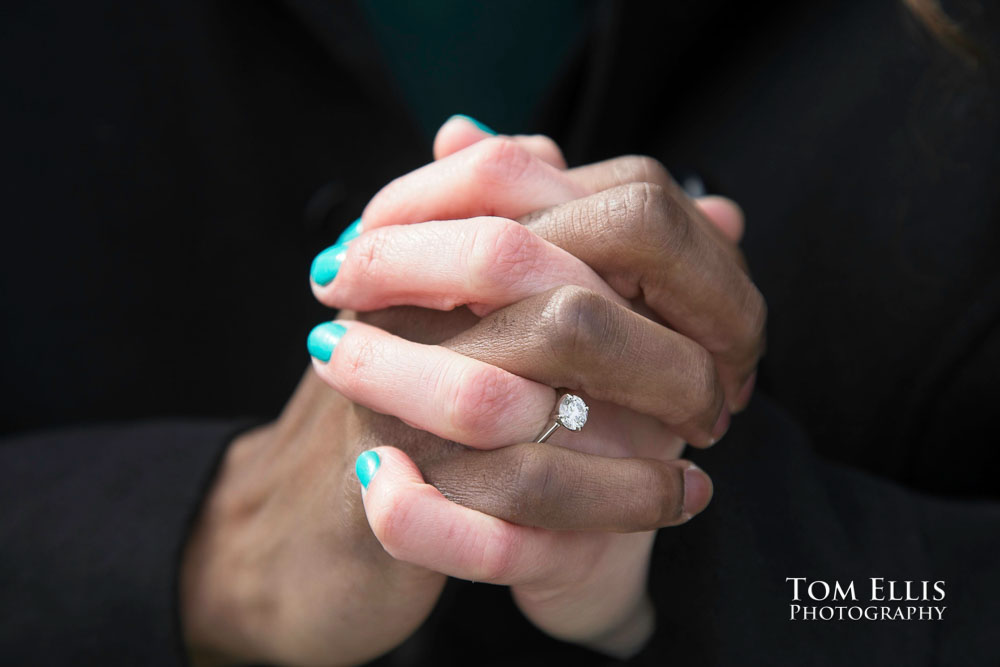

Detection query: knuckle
xmin=467 ymin=219 xmax=539 ymax=293
xmin=620 ymin=179 xmax=658 ymax=212
xmin=605 ymin=182 xmax=690 ymax=262
xmin=369 ymin=484 xmax=417 ymax=556
xmin=338 ymin=334 xmax=383 ymax=396
xmin=349 ymin=229 xmax=391 ymax=286
xmin=509 ymin=445 xmax=560 ymax=519
xmin=446 ymin=363 xmax=517 ymax=438
xmin=470 ymin=136 xmax=534 ymax=187
xmin=602 ymin=181 xmax=655 ymax=237
xmin=475 ymin=524 xmax=520 ymax=582
xmin=631 ymin=182 xmax=691 ymax=255
xmin=617 ymin=155 xmax=673 ymax=188
xmin=540 ymin=286 xmax=609 ymax=365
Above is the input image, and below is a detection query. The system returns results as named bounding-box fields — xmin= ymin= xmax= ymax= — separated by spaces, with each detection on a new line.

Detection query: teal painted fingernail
xmin=307 ymin=321 xmax=346 ymax=362
xmin=310 ymin=242 xmax=349 ymax=286
xmin=449 ymin=114 xmax=497 ymax=135
xmin=355 ymin=450 xmax=380 ymax=489
xmin=336 ymin=217 xmax=363 ymax=244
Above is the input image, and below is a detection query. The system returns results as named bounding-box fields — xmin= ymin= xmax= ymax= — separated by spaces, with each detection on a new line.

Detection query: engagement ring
xmin=535 ymin=394 xmax=589 ymax=443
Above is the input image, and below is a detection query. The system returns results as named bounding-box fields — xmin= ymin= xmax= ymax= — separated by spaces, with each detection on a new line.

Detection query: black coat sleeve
xmin=0 ymin=420 xmax=249 ymax=666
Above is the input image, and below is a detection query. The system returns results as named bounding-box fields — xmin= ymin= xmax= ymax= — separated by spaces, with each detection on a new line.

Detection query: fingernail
xmin=732 ymin=371 xmax=757 ymax=412
xmin=682 ymin=463 xmax=713 ymax=519
xmin=711 ymin=407 xmax=731 ymax=442
xmin=336 ymin=217 xmax=363 ymax=244
xmin=448 ymin=113 xmax=497 ymax=135
xmin=310 ymin=242 xmax=349 ymax=286
xmin=355 ymin=450 xmax=381 ymax=489
xmin=307 ymin=321 xmax=346 ymax=362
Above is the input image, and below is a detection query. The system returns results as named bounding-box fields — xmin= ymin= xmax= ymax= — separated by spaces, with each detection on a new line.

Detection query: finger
xmin=520 ymin=183 xmax=766 ymax=409
xmin=564 ymin=155 xmax=745 ymax=244
xmin=359 ymin=150 xmax=736 ymax=248
xmin=421 ymin=443 xmax=713 ymax=532
xmin=308 ymin=320 xmax=555 ymax=448
xmin=444 ymin=286 xmax=727 ymax=447
xmin=311 ymin=217 xmax=628 ymax=316
xmin=564 ymin=155 xmax=675 ymax=193
xmin=433 ymin=115 xmax=567 ymax=168
xmin=357 ymin=447 xmax=712 ymax=584
xmin=357 ymin=446 xmax=552 ymax=585
xmin=361 ymin=136 xmax=587 ymax=233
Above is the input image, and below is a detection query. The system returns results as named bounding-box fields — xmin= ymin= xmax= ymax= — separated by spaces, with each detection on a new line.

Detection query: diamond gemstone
xmin=557 ymin=394 xmax=588 ymax=431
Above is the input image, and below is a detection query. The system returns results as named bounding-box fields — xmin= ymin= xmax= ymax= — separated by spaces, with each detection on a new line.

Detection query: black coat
xmin=2 ymin=1 xmax=999 ymax=664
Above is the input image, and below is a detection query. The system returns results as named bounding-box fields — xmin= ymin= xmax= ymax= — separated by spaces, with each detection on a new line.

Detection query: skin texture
xmin=446 ymin=286 xmax=730 ymax=446
xmin=333 ymin=124 xmax=765 ymax=409
xmin=517 ymin=184 xmax=765 ymax=405
xmin=181 ymin=117 xmax=764 ymax=665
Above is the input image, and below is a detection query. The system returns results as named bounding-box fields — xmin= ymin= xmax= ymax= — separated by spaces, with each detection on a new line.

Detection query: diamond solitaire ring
xmin=535 ymin=394 xmax=589 ymax=443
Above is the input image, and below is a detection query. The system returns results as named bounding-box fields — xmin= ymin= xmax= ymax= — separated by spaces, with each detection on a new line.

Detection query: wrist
xmin=513 ymin=531 xmax=656 ymax=658
xmin=516 ymin=588 xmax=654 ymax=659
xmin=581 ymin=593 xmax=655 ymax=658
xmin=180 ymin=422 xmax=280 ymax=665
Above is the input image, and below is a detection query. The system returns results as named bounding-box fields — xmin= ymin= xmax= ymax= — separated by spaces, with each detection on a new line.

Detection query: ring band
xmin=535 ymin=394 xmax=589 ymax=443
